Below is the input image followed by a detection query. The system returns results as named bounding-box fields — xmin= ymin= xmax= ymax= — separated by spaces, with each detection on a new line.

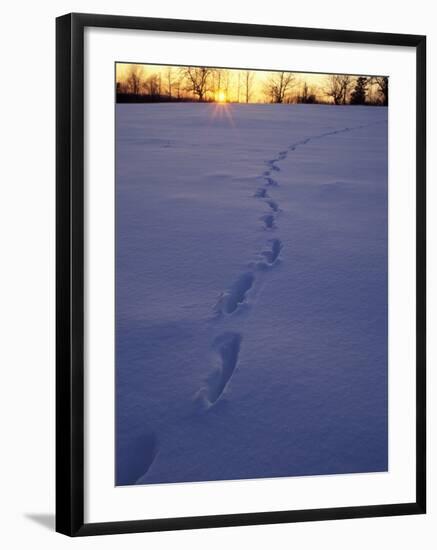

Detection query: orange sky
xmin=116 ymin=63 xmax=357 ymax=103
xmin=116 ymin=63 xmax=384 ymax=104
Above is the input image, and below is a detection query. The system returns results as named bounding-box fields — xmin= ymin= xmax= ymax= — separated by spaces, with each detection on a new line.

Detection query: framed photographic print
xmin=56 ymin=13 xmax=426 ymax=536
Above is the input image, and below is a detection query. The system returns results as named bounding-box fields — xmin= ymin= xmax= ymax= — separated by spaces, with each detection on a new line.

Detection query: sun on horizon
xmin=215 ymin=90 xmax=227 ymax=103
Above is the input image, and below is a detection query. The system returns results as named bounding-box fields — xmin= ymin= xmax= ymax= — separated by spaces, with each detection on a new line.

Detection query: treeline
xmin=322 ymin=75 xmax=388 ymax=106
xmin=117 ymin=93 xmax=198 ymax=104
xmin=116 ymin=66 xmax=256 ymax=103
xmin=116 ymin=65 xmax=388 ymax=106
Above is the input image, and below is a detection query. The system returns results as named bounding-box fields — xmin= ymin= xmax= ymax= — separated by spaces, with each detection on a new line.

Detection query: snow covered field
xmin=115 ymin=103 xmax=388 ymax=486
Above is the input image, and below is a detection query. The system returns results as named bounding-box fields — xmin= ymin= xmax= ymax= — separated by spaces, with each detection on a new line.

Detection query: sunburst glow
xmin=216 ymin=90 xmax=226 ymax=103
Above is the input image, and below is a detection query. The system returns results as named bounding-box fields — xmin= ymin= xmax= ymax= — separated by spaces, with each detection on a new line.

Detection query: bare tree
xmin=209 ymin=69 xmax=231 ymax=101
xmin=215 ymin=69 xmax=222 ymax=97
xmin=176 ymin=68 xmax=187 ymax=99
xmin=126 ymin=65 xmax=144 ymax=95
xmin=297 ymin=82 xmax=317 ymax=104
xmin=339 ymin=75 xmax=352 ymax=104
xmin=181 ymin=67 xmax=212 ymax=101
xmin=263 ymin=72 xmax=295 ymax=103
xmin=324 ymin=75 xmax=342 ymax=105
xmin=143 ymin=73 xmax=160 ymax=96
xmin=324 ymin=74 xmax=352 ymax=105
xmin=222 ymin=70 xmax=231 ymax=100
xmin=209 ymin=69 xmax=218 ymax=98
xmin=242 ymin=71 xmax=255 ymax=103
xmin=174 ymin=76 xmax=182 ymax=99
xmin=236 ymin=72 xmax=241 ymax=102
xmin=370 ymin=76 xmax=388 ymax=106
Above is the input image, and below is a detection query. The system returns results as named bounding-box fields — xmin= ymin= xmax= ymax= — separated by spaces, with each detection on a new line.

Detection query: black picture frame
xmin=56 ymin=12 xmax=426 ymax=537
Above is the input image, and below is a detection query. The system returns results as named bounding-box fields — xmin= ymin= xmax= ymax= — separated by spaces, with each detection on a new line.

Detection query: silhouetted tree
xmin=242 ymin=71 xmax=255 ymax=103
xmin=263 ymin=72 xmax=295 ymax=103
xmin=211 ymin=69 xmax=220 ymax=98
xmin=350 ymin=76 xmax=368 ymax=105
xmin=143 ymin=73 xmax=160 ymax=96
xmin=325 ymin=74 xmax=352 ymax=105
xmin=371 ymin=76 xmax=388 ymax=106
xmin=174 ymin=76 xmax=183 ymax=99
xmin=126 ymin=65 xmax=144 ymax=95
xmin=223 ymin=70 xmax=231 ymax=100
xmin=155 ymin=68 xmax=170 ymax=99
xmin=297 ymin=82 xmax=317 ymax=104
xmin=236 ymin=72 xmax=242 ymax=102
xmin=182 ymin=67 xmax=212 ymax=101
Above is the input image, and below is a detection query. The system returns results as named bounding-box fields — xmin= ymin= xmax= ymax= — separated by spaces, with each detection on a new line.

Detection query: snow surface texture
xmin=115 ymin=103 xmax=388 ymax=486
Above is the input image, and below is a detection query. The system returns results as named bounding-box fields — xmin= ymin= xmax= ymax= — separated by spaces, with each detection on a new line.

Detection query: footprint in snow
xmin=215 ymin=272 xmax=255 ymax=316
xmin=265 ymin=177 xmax=278 ymax=186
xmin=254 ymin=187 xmax=268 ymax=198
xmin=261 ymin=238 xmax=282 ymax=265
xmin=266 ymin=199 xmax=279 ymax=213
xmin=262 ymin=213 xmax=275 ymax=229
xmin=196 ymin=332 xmax=242 ymax=408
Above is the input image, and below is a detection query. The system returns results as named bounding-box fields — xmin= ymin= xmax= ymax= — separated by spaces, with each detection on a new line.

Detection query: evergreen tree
xmin=350 ymin=77 xmax=368 ymax=105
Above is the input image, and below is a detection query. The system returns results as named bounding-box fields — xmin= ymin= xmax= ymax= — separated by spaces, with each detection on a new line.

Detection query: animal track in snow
xmin=262 ymin=214 xmax=275 ymax=229
xmin=265 ymin=177 xmax=279 ymax=186
xmin=254 ymin=187 xmax=268 ymax=198
xmin=266 ymin=199 xmax=279 ymax=213
xmin=261 ymin=238 xmax=283 ymax=265
xmin=266 ymin=158 xmax=281 ymax=172
xmin=201 ymin=332 xmax=242 ymax=406
xmin=223 ymin=272 xmax=255 ymax=314
xmin=201 ymin=121 xmax=383 ymax=411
